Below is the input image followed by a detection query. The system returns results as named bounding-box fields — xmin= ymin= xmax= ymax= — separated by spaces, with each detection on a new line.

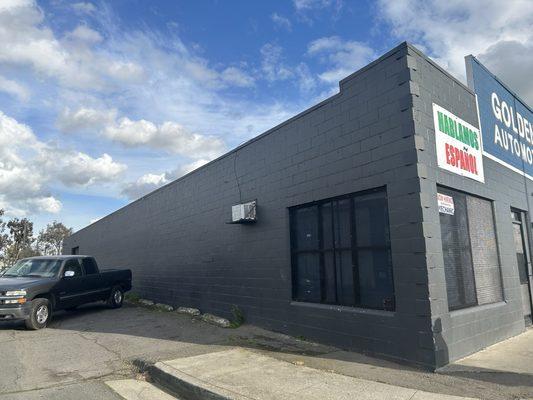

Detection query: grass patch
xmin=125 ymin=292 xmax=141 ymax=303
xmin=230 ymin=305 xmax=245 ymax=328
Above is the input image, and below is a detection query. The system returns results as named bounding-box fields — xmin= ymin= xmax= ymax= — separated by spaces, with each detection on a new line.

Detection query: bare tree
xmin=37 ymin=221 xmax=73 ymax=256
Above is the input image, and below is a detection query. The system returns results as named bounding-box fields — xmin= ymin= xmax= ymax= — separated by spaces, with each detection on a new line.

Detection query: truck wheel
xmin=25 ymin=298 xmax=51 ymax=330
xmin=107 ymin=286 xmax=124 ymax=309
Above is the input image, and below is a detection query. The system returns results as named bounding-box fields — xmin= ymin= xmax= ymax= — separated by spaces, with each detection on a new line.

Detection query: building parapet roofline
xmin=70 ymin=41 xmax=477 ymax=237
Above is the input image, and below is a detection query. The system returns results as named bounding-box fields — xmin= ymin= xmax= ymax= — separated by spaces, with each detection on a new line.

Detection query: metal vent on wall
xmin=228 ymin=200 xmax=257 ymax=224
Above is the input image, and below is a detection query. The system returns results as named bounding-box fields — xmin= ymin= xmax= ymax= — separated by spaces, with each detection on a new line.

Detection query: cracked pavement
xmin=0 ymin=302 xmax=340 ymax=399
xmin=0 ymin=303 xmax=531 ymax=400
xmin=0 ymin=303 xmax=248 ymax=399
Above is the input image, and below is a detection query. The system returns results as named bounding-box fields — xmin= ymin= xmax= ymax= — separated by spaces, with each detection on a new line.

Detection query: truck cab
xmin=0 ymin=256 xmax=132 ymax=329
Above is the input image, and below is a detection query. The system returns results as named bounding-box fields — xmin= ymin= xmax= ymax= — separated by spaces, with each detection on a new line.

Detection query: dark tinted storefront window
xmin=290 ymin=188 xmax=394 ymax=310
xmin=438 ymin=187 xmax=503 ymax=311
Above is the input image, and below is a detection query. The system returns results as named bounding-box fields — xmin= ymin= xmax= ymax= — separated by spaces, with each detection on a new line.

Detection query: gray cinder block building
xmin=64 ymin=42 xmax=533 ymax=369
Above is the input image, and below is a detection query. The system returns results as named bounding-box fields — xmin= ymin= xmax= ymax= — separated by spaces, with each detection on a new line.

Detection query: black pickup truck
xmin=0 ymin=255 xmax=132 ymax=330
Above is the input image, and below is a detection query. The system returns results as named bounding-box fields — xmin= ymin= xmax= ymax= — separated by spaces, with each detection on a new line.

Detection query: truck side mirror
xmin=64 ymin=270 xmax=75 ymax=278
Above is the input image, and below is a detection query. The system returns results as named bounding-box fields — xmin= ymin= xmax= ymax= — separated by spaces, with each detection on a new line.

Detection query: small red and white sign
xmin=433 ymin=103 xmax=484 ymax=183
xmin=437 ymin=193 xmax=455 ymax=215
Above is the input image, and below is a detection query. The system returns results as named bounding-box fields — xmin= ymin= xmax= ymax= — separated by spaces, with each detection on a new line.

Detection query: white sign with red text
xmin=437 ymin=193 xmax=455 ymax=215
xmin=433 ymin=103 xmax=484 ymax=183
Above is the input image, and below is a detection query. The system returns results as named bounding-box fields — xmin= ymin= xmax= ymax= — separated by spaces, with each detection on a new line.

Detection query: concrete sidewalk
xmin=150 ymin=348 xmax=477 ymax=400
xmin=439 ymin=329 xmax=533 ymax=389
xmin=2 ymin=303 xmax=531 ymax=399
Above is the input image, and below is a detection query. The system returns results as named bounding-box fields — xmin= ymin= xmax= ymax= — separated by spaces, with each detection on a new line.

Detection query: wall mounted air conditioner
xmin=230 ymin=200 xmax=257 ymax=224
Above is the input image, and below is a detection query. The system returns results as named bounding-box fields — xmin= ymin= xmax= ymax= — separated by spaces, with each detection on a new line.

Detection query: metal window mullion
xmin=289 ymin=209 xmax=298 ymax=301
xmin=350 ymin=197 xmax=361 ymax=305
xmin=331 ymin=201 xmax=338 ymax=304
xmin=354 ymin=245 xmax=390 ymax=250
xmin=318 ymin=204 xmax=326 ymax=303
xmin=519 ymin=211 xmax=533 ymax=316
xmin=516 ymin=217 xmax=530 ymax=285
xmin=464 ymin=195 xmax=479 ymax=308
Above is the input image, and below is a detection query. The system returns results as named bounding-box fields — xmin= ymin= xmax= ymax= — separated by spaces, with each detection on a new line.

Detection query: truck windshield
xmin=2 ymin=259 xmax=62 ymax=278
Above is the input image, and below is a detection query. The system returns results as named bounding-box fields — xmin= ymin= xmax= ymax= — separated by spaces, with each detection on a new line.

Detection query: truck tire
xmin=107 ymin=286 xmax=124 ymax=309
xmin=25 ymin=298 xmax=51 ymax=330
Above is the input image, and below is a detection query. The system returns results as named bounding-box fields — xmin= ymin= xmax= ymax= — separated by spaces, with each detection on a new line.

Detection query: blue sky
xmin=0 ymin=0 xmax=531 ymax=233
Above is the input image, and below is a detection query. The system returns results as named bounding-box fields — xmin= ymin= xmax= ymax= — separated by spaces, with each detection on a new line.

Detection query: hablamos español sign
xmin=433 ymin=103 xmax=484 ymax=182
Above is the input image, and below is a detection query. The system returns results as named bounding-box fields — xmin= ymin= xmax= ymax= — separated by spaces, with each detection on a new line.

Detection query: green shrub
xmin=125 ymin=292 xmax=141 ymax=303
xmin=230 ymin=305 xmax=245 ymax=328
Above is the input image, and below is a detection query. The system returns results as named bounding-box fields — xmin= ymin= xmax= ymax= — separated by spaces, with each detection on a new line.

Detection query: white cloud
xmin=378 ymin=0 xmax=533 ymax=104
xmin=0 ymin=75 xmax=30 ymax=101
xmin=66 ymin=25 xmax=103 ymax=44
xmin=307 ymin=36 xmax=375 ymax=83
xmin=293 ymin=0 xmax=344 ymax=24
xmin=1 ymin=0 xmax=304 ymax=143
xmin=106 ymin=118 xmax=225 ymax=160
xmin=58 ymin=107 xmax=226 ymax=159
xmin=0 ymin=110 xmax=126 ymax=217
xmin=480 ymin=40 xmax=533 ymax=104
xmin=0 ymin=1 xmax=144 ymax=90
xmin=121 ymin=172 xmax=169 ymax=200
xmin=31 ymin=197 xmax=62 ymax=214
xmin=295 ymin=63 xmax=316 ymax=93
xmin=293 ymin=0 xmax=340 ymax=11
xmin=271 ymin=13 xmax=292 ymax=31
xmin=0 ymin=0 xmax=315 ymax=224
xmin=260 ymin=43 xmax=293 ymax=81
xmin=57 ymin=107 xmax=117 ymax=132
xmin=221 ymin=67 xmax=255 ymax=87
xmin=71 ymin=2 xmax=96 ymax=15
xmin=89 ymin=216 xmax=102 ymax=224
xmin=53 ymin=153 xmax=126 ymax=186
xmin=178 ymin=159 xmax=210 ymax=176
xmin=105 ymin=61 xmax=145 ymax=83
xmin=0 ymin=2 xmax=69 ymax=77
xmin=121 ymin=159 xmax=209 ymax=200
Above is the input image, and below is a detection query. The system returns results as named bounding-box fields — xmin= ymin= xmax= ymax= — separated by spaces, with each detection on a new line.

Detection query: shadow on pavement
xmin=1 ymin=302 xmax=532 ymax=400
xmin=440 ymin=365 xmax=533 ymax=388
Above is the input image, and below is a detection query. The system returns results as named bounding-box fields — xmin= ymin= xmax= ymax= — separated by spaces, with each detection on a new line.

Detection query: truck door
xmin=57 ymin=258 xmax=86 ymax=309
xmin=81 ymin=257 xmax=107 ymax=302
xmin=511 ymin=209 xmax=533 ymax=326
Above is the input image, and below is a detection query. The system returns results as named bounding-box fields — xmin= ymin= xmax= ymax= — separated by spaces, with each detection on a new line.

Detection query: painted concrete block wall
xmin=407 ymin=45 xmax=528 ymax=366
xmin=64 ymin=43 xmax=436 ymax=367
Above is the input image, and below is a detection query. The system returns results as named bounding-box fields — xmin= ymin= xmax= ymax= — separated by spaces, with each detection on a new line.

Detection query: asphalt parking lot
xmin=0 ymin=303 xmax=531 ymax=400
xmin=0 ymin=303 xmax=341 ymax=399
xmin=0 ymin=303 xmax=239 ymax=399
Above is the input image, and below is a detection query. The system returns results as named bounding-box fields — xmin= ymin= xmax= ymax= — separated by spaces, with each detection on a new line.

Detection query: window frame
xmin=438 ymin=185 xmax=504 ymax=311
xmin=62 ymin=258 xmax=84 ymax=278
xmin=289 ymin=186 xmax=395 ymax=311
xmin=82 ymin=257 xmax=98 ymax=275
xmin=511 ymin=208 xmax=530 ymax=285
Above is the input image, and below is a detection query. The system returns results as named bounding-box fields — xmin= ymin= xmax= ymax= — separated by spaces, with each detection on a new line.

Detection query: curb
xmin=127 ymin=300 xmax=235 ymax=328
xmin=143 ymin=360 xmax=233 ymax=400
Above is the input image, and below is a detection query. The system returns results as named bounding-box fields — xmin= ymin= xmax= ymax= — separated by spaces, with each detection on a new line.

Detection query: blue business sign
xmin=466 ymin=56 xmax=533 ymax=179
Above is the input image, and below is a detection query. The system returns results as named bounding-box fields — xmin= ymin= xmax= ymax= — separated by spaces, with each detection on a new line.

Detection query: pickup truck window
xmin=3 ymin=259 xmax=62 ymax=278
xmin=63 ymin=259 xmax=83 ymax=277
xmin=82 ymin=258 xmax=98 ymax=275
